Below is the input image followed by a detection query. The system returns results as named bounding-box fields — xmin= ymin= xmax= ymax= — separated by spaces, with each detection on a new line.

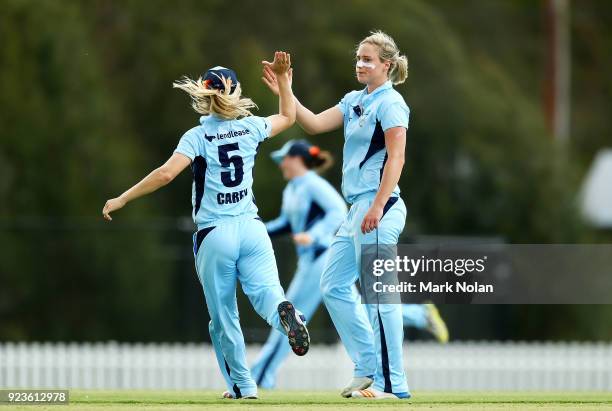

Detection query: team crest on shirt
xmin=351 ymin=105 xmax=371 ymax=126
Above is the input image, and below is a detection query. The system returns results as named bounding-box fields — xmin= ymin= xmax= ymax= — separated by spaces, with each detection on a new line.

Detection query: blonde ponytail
xmin=390 ymin=54 xmax=408 ymax=85
xmin=173 ymin=76 xmax=257 ymax=120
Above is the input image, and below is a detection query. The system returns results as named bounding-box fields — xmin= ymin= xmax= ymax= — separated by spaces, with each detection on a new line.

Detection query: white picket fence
xmin=1 ymin=341 xmax=611 ymax=391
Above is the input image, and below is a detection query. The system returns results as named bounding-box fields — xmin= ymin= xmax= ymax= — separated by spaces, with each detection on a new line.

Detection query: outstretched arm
xmin=102 ymin=153 xmax=191 ymax=221
xmin=295 ymin=99 xmax=343 ymax=135
xmin=266 ymin=213 xmax=292 ymax=237
xmin=261 ymin=66 xmax=343 ymax=136
xmin=262 ymin=51 xmax=296 ymax=137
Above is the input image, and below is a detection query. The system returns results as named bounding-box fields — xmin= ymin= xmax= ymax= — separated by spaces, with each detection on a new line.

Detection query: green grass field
xmin=5 ymin=391 xmax=612 ymax=410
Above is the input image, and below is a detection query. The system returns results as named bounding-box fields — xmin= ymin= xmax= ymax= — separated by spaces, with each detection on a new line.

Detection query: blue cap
xmin=202 ymin=66 xmax=238 ymax=92
xmin=270 ymin=140 xmax=319 ymax=164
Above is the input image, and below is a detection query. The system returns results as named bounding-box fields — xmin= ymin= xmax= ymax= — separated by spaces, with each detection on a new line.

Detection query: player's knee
xmin=320 ymin=278 xmax=337 ymax=300
xmin=209 ymin=311 xmax=223 ymax=323
xmin=208 ymin=318 xmax=223 ymax=338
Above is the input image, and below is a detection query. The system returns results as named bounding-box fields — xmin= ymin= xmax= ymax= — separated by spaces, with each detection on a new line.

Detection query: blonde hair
xmin=359 ymin=30 xmax=408 ymax=85
xmin=172 ymin=75 xmax=257 ymax=120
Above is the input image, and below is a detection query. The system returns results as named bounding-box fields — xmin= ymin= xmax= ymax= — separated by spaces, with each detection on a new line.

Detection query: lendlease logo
xmin=204 ymin=129 xmax=251 ymax=142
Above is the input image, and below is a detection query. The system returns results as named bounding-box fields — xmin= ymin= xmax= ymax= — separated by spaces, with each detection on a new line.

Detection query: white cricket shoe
xmin=221 ymin=391 xmax=258 ymax=399
xmin=340 ymin=376 xmax=373 ymax=398
xmin=351 ymin=387 xmax=404 ymax=399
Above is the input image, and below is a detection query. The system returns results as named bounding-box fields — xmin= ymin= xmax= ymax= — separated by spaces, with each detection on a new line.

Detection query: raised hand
xmin=261 ymin=65 xmax=293 ymax=96
xmin=262 ymin=51 xmax=292 ymax=76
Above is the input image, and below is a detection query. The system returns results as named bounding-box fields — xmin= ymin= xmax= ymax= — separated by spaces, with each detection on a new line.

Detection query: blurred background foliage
xmin=1 ymin=0 xmax=611 ymax=343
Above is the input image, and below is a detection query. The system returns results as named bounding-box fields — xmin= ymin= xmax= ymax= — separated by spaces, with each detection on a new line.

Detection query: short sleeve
xmin=336 ymin=93 xmax=350 ymax=117
xmin=337 ymin=97 xmax=346 ymax=116
xmin=174 ymin=129 xmax=200 ymax=161
xmin=243 ymin=116 xmax=271 ymax=142
xmin=380 ymin=101 xmax=410 ymax=131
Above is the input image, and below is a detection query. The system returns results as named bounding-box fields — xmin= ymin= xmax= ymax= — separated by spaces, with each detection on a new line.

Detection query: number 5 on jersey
xmin=219 ymin=143 xmax=244 ymax=187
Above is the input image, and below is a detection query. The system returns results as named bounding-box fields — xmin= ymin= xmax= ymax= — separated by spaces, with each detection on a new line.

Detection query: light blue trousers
xmin=250 ymin=248 xmax=327 ymax=388
xmin=320 ymin=195 xmax=410 ymax=396
xmin=193 ymin=216 xmax=287 ymax=398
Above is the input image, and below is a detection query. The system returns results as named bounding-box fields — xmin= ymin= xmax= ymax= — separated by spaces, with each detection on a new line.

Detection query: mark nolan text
xmin=373 ymin=281 xmax=494 ymax=294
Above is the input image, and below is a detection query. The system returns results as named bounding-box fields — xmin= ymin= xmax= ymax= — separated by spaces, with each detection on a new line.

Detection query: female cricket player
xmin=102 ymin=52 xmax=310 ymax=400
xmin=262 ymin=31 xmax=411 ymax=399
xmin=250 ymin=139 xmax=347 ymax=389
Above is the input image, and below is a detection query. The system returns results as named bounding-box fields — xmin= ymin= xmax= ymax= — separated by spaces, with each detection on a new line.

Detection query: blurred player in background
xmin=102 ymin=52 xmax=310 ymax=400
xmin=403 ymin=304 xmax=449 ymax=343
xmin=262 ymin=31 xmax=412 ymax=399
xmin=250 ymin=139 xmax=346 ymax=389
